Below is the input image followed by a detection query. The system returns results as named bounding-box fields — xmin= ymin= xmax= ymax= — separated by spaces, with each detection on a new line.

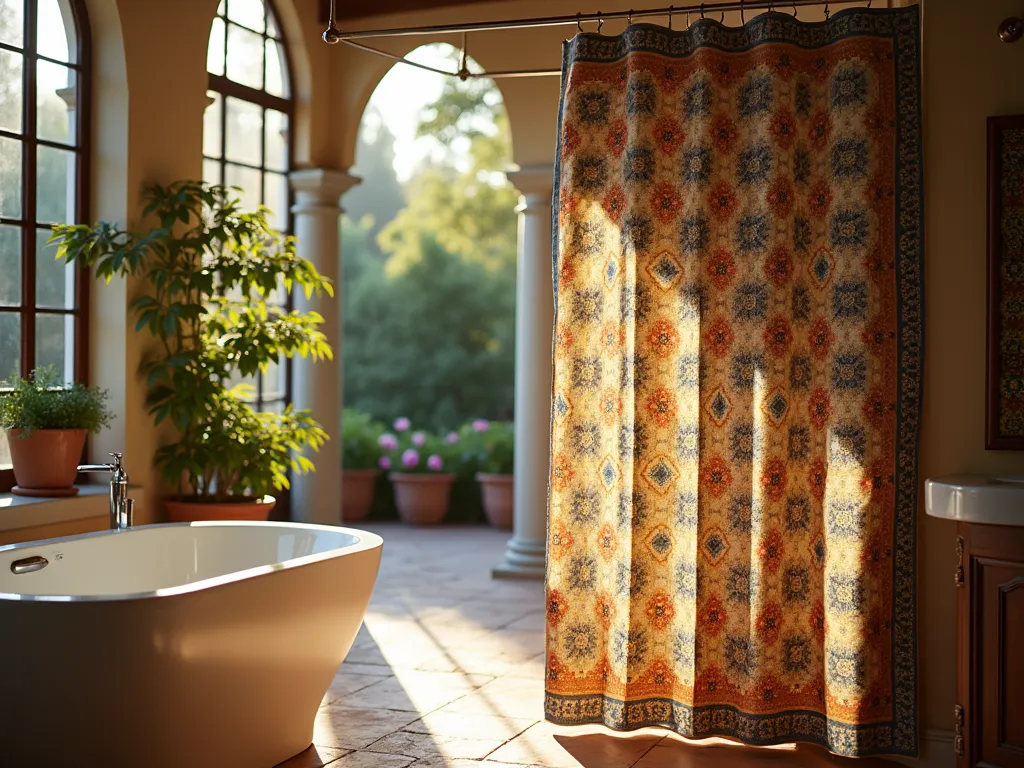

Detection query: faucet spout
xmin=76 ymin=453 xmax=135 ymax=531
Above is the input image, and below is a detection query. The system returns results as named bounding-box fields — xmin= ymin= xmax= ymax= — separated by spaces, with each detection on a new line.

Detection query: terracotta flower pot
xmin=476 ymin=472 xmax=514 ymax=530
xmin=389 ymin=472 xmax=455 ymax=526
xmin=163 ymin=496 xmax=276 ymax=523
xmin=342 ymin=469 xmax=380 ymax=522
xmin=7 ymin=428 xmax=87 ymax=497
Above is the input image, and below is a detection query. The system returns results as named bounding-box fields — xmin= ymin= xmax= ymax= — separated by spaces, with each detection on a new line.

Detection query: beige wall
xmin=919 ymin=0 xmax=1024 ymax=737
xmin=83 ymin=0 xmax=1024 ymax=743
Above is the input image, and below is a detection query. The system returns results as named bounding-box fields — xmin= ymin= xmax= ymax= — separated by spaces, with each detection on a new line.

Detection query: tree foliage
xmin=342 ymin=48 xmax=517 ymax=431
xmin=344 ymin=224 xmax=514 ymax=431
xmin=346 ymin=106 xmax=406 ymax=253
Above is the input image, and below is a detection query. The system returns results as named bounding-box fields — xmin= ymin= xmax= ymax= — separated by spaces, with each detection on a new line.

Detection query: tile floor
xmin=278 ymin=523 xmax=899 ymax=768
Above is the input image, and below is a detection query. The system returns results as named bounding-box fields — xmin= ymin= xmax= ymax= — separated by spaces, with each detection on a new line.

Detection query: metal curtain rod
xmin=320 ymin=0 xmax=871 ymax=79
xmin=323 ymin=0 xmax=861 ymax=42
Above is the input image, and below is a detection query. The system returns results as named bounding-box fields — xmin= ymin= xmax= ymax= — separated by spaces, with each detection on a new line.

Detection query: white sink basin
xmin=925 ymin=474 xmax=1024 ymax=527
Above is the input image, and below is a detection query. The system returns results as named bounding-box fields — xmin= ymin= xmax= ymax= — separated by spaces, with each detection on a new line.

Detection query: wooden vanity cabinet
xmin=957 ymin=521 xmax=1024 ymax=768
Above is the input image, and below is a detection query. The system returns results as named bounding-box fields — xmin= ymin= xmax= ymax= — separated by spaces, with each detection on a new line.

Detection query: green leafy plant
xmin=342 ymin=408 xmax=385 ymax=471
xmin=477 ymin=420 xmax=513 ymax=475
xmin=0 ymin=366 xmax=112 ymax=437
xmin=456 ymin=418 xmax=512 ymax=475
xmin=51 ymin=181 xmax=332 ymax=501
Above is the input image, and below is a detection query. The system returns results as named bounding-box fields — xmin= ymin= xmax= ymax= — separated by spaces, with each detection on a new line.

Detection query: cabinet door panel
xmin=987 ymin=565 xmax=1024 ymax=765
xmin=977 ymin=552 xmax=1024 ymax=768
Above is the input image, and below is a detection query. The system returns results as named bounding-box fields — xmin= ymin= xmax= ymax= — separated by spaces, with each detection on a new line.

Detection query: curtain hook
xmin=458 ymin=32 xmax=471 ymax=81
xmin=700 ymin=3 xmax=705 ymax=19
xmin=597 ymin=11 xmax=604 ymax=32
xmin=741 ymin=0 xmax=745 ymax=24
xmin=668 ymin=5 xmax=673 ymax=29
xmin=793 ymin=1 xmax=798 ymax=17
xmin=577 ymin=12 xmax=584 ymax=32
xmin=824 ymin=0 xmax=830 ymax=20
xmin=685 ymin=9 xmax=690 ymax=28
xmin=720 ymin=10 xmax=725 ymax=22
xmin=628 ymin=8 xmax=633 ymax=25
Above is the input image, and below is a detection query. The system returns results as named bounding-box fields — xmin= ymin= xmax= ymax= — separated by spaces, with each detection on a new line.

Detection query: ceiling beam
xmin=319 ymin=0 xmax=494 ymax=23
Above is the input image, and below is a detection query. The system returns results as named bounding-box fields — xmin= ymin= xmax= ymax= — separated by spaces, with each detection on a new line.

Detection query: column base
xmin=492 ymin=537 xmax=546 ymax=580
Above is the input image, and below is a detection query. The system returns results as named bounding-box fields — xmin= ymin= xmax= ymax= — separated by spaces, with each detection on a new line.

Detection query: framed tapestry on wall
xmin=987 ymin=114 xmax=1024 ymax=450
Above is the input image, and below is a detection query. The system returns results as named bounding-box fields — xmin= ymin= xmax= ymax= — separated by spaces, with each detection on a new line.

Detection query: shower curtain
xmin=545 ymin=6 xmax=921 ymax=758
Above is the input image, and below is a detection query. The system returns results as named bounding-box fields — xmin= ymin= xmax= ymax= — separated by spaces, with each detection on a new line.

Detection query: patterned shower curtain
xmin=545 ymin=6 xmax=922 ymax=758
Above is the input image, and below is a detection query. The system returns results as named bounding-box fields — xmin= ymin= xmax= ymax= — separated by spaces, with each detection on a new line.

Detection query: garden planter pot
xmin=390 ymin=472 xmax=455 ymax=526
xmin=7 ymin=428 xmax=87 ymax=497
xmin=476 ymin=472 xmax=513 ymax=530
xmin=342 ymin=469 xmax=380 ymax=522
xmin=163 ymin=496 xmax=276 ymax=523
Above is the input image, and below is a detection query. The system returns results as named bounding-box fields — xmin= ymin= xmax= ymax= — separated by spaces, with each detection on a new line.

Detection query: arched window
xmin=204 ymin=0 xmax=292 ymax=414
xmin=0 ymin=0 xmax=91 ymax=485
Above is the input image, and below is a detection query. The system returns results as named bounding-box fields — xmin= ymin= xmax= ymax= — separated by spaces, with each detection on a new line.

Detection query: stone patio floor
xmin=279 ymin=523 xmax=898 ymax=768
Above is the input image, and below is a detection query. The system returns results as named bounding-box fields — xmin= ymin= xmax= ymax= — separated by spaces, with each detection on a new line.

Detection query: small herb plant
xmin=378 ymin=417 xmax=457 ymax=474
xmin=51 ymin=181 xmax=331 ymax=501
xmin=342 ymin=408 xmax=385 ymax=471
xmin=0 ymin=366 xmax=112 ymax=437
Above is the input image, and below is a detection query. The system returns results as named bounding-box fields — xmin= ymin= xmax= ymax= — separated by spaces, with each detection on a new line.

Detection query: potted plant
xmin=0 ymin=367 xmax=112 ymax=497
xmin=341 ymin=408 xmax=384 ymax=522
xmin=383 ymin=418 xmax=456 ymax=525
xmin=469 ymin=419 xmax=514 ymax=530
xmin=51 ymin=181 xmax=331 ymax=521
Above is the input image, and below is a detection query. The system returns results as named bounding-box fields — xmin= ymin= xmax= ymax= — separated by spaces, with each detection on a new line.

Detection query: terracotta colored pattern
xmin=545 ymin=7 xmax=922 ymax=758
xmin=998 ymin=128 xmax=1024 ymax=439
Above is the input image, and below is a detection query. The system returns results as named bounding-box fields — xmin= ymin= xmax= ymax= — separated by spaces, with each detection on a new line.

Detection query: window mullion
xmin=22 ymin=0 xmax=38 ymax=376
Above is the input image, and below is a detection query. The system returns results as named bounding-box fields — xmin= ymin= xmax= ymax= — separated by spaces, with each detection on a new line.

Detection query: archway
xmin=341 ymin=43 xmax=518 ymax=523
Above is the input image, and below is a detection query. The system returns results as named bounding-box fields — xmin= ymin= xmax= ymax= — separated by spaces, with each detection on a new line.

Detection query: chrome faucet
xmin=77 ymin=452 xmax=135 ymax=531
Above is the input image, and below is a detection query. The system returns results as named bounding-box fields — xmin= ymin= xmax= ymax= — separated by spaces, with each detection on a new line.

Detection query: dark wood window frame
xmin=0 ymin=0 xmax=92 ymax=493
xmin=204 ymin=0 xmax=295 ymax=516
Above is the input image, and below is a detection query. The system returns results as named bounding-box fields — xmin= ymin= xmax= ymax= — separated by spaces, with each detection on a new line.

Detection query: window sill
xmin=0 ymin=485 xmax=139 ymax=532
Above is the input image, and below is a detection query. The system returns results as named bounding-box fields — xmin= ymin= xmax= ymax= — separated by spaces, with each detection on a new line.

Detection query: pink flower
xmin=445 ymin=431 xmax=460 ymax=444
xmin=378 ymin=456 xmax=391 ymax=470
xmin=401 ymin=448 xmax=419 ymax=468
xmin=472 ymin=419 xmax=490 ymax=433
xmin=412 ymin=431 xmax=427 ymax=447
xmin=394 ymin=417 xmax=411 ymax=432
xmin=378 ymin=433 xmax=398 ymax=451
xmin=426 ymin=454 xmax=444 ymax=471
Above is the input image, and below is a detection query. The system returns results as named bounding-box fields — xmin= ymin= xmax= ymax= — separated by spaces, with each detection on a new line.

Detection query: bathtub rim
xmin=0 ymin=520 xmax=383 ymax=603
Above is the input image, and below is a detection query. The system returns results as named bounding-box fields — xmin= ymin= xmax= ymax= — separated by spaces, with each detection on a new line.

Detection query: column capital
xmin=505 ymin=165 xmax=553 ymax=207
xmin=289 ymin=168 xmax=360 ymax=214
xmin=56 ymin=86 xmax=77 ymax=109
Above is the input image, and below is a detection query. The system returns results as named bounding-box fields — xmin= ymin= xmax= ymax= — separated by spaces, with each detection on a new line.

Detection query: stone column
xmin=288 ymin=168 xmax=359 ymax=525
xmin=493 ymin=166 xmax=555 ymax=580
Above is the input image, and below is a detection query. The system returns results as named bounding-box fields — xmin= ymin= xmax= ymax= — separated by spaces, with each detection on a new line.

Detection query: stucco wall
xmin=918 ymin=0 xmax=1024 ymax=742
xmin=83 ymin=0 xmax=1024 ymax=747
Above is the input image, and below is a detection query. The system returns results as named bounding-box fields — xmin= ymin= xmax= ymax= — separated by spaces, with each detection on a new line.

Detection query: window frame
xmin=0 ymin=0 xmax=92 ymax=492
xmin=204 ymin=0 xmax=295 ymax=516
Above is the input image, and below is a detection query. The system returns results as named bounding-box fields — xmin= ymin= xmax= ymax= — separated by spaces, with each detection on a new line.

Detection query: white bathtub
xmin=0 ymin=521 xmax=383 ymax=768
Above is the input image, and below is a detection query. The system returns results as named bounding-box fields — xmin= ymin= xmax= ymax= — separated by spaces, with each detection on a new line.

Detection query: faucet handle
xmin=124 ymin=498 xmax=135 ymax=529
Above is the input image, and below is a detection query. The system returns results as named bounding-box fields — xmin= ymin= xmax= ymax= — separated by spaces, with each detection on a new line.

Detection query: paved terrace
xmin=279 ymin=523 xmax=896 ymax=768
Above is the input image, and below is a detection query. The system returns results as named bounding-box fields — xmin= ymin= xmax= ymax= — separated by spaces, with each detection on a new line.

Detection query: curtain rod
xmin=323 ymin=0 xmax=867 ymax=42
xmin=319 ymin=0 xmax=874 ymax=79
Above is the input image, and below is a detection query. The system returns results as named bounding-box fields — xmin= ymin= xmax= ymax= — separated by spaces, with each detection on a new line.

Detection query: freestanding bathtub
xmin=0 ymin=521 xmax=383 ymax=768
